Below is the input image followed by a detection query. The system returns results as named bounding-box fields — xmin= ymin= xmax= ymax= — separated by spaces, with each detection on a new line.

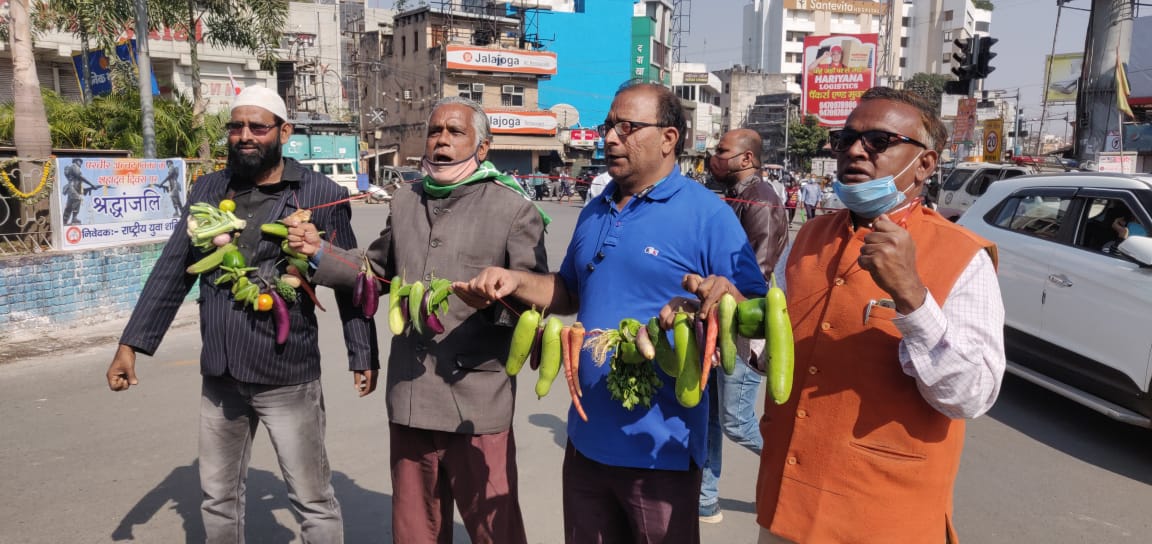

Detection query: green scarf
xmin=422 ymin=160 xmax=552 ymax=226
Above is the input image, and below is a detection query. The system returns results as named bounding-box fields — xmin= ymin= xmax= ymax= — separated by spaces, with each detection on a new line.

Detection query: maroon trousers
xmin=389 ymin=423 xmax=527 ymax=544
xmin=562 ymin=442 xmax=702 ymax=544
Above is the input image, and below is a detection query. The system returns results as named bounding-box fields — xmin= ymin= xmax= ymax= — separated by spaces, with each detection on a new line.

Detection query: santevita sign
xmin=486 ymin=110 xmax=559 ymax=135
xmin=446 ymin=45 xmax=557 ymax=75
xmin=784 ymin=0 xmax=888 ymax=16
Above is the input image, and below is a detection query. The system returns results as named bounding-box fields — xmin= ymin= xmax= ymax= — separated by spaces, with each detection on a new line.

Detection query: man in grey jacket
xmin=286 ymin=97 xmax=547 ymax=544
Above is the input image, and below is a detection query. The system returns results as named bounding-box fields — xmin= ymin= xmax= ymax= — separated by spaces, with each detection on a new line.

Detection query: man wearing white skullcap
xmin=108 ymin=85 xmax=377 ymax=543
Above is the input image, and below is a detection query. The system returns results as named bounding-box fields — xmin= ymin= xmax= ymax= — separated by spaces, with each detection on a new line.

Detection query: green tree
xmin=6 ymin=0 xmax=53 ymax=223
xmin=151 ymin=0 xmax=288 ymax=159
xmin=787 ymin=115 xmax=829 ymax=172
xmin=905 ymin=72 xmax=950 ymax=114
xmin=31 ymin=0 xmax=137 ymax=102
xmin=0 ymin=89 xmax=230 ymax=159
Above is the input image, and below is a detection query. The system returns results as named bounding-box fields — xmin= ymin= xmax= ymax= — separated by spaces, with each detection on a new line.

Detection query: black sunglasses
xmin=597 ymin=119 xmax=668 ymax=138
xmin=828 ymin=129 xmax=927 ymax=154
xmin=225 ymin=121 xmax=282 ymax=136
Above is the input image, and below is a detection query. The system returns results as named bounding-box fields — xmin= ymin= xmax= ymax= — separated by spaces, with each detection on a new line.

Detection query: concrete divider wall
xmin=0 ymin=242 xmax=198 ymax=340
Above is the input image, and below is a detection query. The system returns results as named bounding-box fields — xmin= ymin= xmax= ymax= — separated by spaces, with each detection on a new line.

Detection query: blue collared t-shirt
xmin=558 ymin=166 xmax=766 ymax=470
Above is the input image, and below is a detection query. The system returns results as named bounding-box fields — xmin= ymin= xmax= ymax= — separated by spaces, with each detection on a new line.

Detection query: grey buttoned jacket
xmin=313 ymin=178 xmax=548 ymax=434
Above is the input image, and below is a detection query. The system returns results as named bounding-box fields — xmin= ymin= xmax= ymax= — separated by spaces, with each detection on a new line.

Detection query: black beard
xmin=227 ymin=136 xmax=282 ymax=180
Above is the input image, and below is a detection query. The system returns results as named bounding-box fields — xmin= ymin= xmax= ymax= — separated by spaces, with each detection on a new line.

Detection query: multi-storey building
xmin=671 ymin=63 xmax=722 ymax=168
xmin=0 ymin=3 xmax=385 ymax=122
xmin=743 ymin=0 xmax=992 ymax=85
xmin=376 ymin=2 xmax=564 ymax=173
xmin=714 ymin=67 xmax=794 ymax=166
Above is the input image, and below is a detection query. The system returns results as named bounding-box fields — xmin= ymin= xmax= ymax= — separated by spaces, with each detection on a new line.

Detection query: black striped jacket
xmin=120 ymin=159 xmax=378 ymax=384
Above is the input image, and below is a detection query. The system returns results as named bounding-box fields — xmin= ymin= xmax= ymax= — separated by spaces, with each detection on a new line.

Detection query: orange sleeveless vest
xmin=756 ymin=206 xmax=994 ymax=543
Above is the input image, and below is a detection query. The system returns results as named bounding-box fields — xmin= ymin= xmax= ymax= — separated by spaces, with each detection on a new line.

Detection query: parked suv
xmin=370 ymin=166 xmax=422 ymax=202
xmin=937 ymin=162 xmax=1037 ymax=221
xmin=957 ymin=173 xmax=1152 ymax=427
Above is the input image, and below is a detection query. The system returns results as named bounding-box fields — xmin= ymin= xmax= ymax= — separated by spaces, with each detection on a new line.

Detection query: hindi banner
xmin=802 ymin=34 xmax=878 ymax=128
xmin=55 ymin=157 xmax=187 ymax=250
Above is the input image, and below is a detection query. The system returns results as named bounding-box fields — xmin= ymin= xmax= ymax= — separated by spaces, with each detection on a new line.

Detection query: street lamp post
xmin=782 ymin=78 xmax=791 ymax=171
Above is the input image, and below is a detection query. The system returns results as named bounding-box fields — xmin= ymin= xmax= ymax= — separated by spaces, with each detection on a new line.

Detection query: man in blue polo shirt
xmin=453 ymin=82 xmax=765 ymax=543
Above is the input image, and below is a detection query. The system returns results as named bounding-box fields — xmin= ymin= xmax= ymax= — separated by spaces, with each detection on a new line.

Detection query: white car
xmin=937 ymin=162 xmax=1036 ymax=221
xmin=957 ymin=173 xmax=1152 ymax=427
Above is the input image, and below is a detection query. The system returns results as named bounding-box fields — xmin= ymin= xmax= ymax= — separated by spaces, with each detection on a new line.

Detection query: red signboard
xmin=801 ymin=34 xmax=878 ymax=128
xmin=569 ymin=128 xmax=598 ymax=142
xmin=446 ymin=45 xmax=558 ymax=75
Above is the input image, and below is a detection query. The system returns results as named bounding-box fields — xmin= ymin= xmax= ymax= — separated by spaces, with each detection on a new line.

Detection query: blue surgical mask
xmin=832 ymin=153 xmax=922 ymax=218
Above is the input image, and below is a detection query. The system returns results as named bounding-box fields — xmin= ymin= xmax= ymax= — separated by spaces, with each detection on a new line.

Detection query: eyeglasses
xmin=225 ymin=121 xmax=282 ymax=136
xmin=828 ymin=129 xmax=927 ymax=154
xmin=597 ymin=119 xmax=668 ymax=138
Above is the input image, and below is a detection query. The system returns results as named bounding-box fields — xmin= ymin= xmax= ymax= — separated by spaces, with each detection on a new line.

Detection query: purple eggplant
xmin=362 ymin=274 xmax=380 ymax=318
xmin=530 ymin=325 xmax=545 ymax=371
xmin=352 ymin=271 xmax=366 ymax=308
xmin=270 ymin=291 xmax=290 ymax=345
xmin=426 ymin=310 xmax=445 ymax=334
xmin=421 ymin=290 xmax=445 ymax=334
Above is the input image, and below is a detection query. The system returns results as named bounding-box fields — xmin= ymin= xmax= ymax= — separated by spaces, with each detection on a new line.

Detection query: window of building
xmin=413 ymin=31 xmax=418 ymax=52
xmin=785 ymin=31 xmax=808 ymax=43
xmin=902 ymin=16 xmax=911 ymax=27
xmin=575 ymin=0 xmax=585 ymax=13
xmin=785 ymin=52 xmax=803 ymax=64
xmin=900 ymin=58 xmax=907 ymax=68
xmin=501 ymin=85 xmax=524 ymax=107
xmin=900 ymin=37 xmax=908 ymax=47
xmin=944 ymin=53 xmax=952 ymax=64
xmin=944 ymin=10 xmax=954 ymax=22
xmin=723 ymin=83 xmax=730 ymax=94
xmin=458 ymin=83 xmax=483 ymax=101
xmin=975 ymin=21 xmax=990 ymax=32
xmin=790 ymin=10 xmax=812 ymax=22
xmin=400 ymin=36 xmax=406 ymax=57
xmin=672 ymin=85 xmax=695 ymax=102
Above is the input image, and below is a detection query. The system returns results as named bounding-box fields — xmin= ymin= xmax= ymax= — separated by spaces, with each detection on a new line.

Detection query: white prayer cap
xmin=231 ymin=86 xmax=288 ymax=122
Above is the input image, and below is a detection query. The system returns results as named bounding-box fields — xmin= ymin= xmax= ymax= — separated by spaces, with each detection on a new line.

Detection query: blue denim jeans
xmin=700 ymin=358 xmax=764 ymax=508
xmin=199 ymin=375 xmax=342 ymax=543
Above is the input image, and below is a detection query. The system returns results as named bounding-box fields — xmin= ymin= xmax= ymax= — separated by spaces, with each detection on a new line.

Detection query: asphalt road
xmin=1 ymin=195 xmax=1150 ymax=543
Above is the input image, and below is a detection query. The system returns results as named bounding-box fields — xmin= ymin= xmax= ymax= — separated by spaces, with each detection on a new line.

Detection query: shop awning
xmin=489 ymin=134 xmax=564 ymax=152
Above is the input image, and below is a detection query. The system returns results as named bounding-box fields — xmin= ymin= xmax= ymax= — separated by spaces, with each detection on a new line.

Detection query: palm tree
xmin=32 ymin=0 xmax=137 ymax=102
xmin=153 ymin=0 xmax=288 ymax=159
xmin=7 ymin=0 xmax=52 ymax=224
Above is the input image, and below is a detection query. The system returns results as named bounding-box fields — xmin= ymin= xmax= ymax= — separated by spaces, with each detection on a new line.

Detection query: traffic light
xmin=944 ymin=38 xmax=978 ymax=95
xmin=975 ymin=36 xmax=998 ymax=78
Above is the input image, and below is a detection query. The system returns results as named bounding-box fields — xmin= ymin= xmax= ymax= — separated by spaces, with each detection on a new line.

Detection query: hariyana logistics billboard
xmin=802 ymin=34 xmax=878 ymax=127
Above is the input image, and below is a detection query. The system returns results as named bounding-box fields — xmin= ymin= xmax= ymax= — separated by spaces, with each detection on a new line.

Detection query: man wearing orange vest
xmin=753 ymin=87 xmax=1006 ymax=543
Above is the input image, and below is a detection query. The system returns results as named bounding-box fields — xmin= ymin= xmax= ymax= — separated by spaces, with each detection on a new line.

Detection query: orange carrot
xmin=571 ymin=322 xmax=589 ymax=421
xmin=571 ymin=323 xmax=586 ymax=399
xmin=701 ymin=307 xmax=718 ymax=391
xmin=561 ymin=324 xmax=572 ymax=378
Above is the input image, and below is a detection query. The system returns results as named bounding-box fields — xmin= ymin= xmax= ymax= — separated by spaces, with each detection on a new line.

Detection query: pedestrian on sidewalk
xmin=453 ymin=82 xmax=765 ymax=544
xmin=105 ymin=85 xmax=378 ymax=544
xmin=286 ymin=96 xmax=548 ymax=544
xmin=800 ymin=174 xmax=822 ymax=221
xmin=784 ymin=180 xmax=799 ymax=224
xmin=693 ymin=128 xmax=788 ymax=524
